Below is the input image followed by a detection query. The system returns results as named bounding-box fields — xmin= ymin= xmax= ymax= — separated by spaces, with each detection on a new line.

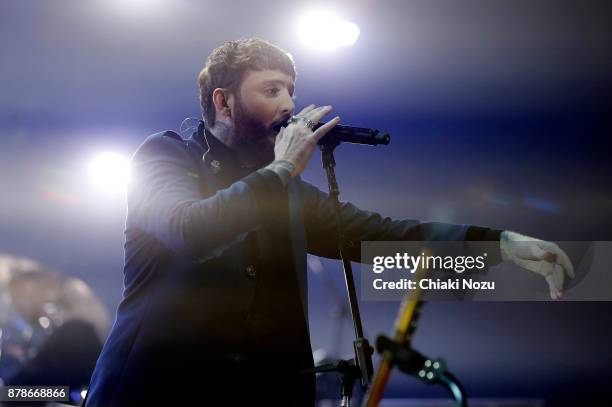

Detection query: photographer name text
xmin=373 ymin=278 xmax=495 ymax=291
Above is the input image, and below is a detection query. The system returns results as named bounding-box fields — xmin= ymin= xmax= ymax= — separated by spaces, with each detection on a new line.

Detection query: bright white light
xmin=80 ymin=389 xmax=88 ymax=399
xmin=298 ymin=9 xmax=360 ymax=50
xmin=88 ymin=152 xmax=131 ymax=194
xmin=111 ymin=0 xmax=164 ymax=16
xmin=38 ymin=316 xmax=50 ymax=329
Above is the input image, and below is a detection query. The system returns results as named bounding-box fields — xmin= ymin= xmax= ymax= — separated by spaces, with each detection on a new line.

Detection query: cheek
xmin=250 ymin=95 xmax=280 ymax=121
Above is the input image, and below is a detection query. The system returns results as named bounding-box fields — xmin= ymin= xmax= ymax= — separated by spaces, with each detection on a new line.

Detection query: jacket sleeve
xmin=128 ymin=132 xmax=285 ymax=261
xmin=298 ymin=180 xmax=502 ymax=262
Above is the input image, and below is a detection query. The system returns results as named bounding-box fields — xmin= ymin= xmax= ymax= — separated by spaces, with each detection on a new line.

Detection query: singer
xmin=83 ymin=38 xmax=574 ymax=407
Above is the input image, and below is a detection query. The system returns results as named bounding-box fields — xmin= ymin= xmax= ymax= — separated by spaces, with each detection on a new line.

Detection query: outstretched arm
xmin=300 ymin=180 xmax=574 ymax=299
xmin=299 ymin=180 xmax=501 ymax=261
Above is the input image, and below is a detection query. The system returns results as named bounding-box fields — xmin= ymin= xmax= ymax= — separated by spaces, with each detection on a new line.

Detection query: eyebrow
xmin=261 ymin=79 xmax=295 ymax=95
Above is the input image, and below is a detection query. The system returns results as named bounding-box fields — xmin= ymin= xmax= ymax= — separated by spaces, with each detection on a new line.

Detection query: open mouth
xmin=271 ymin=117 xmax=290 ymax=133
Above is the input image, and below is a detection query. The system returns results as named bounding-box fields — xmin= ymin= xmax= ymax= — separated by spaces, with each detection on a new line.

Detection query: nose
xmin=280 ymin=90 xmax=295 ymax=116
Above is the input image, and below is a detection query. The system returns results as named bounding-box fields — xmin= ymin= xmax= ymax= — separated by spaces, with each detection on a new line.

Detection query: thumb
xmin=274 ymin=127 xmax=286 ymax=148
xmin=276 ymin=126 xmax=285 ymax=139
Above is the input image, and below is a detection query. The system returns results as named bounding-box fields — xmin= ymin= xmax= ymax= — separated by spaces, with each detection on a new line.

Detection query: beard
xmin=230 ymin=95 xmax=279 ymax=167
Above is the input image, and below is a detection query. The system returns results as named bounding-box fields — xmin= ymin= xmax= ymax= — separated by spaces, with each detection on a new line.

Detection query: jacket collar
xmin=192 ymin=121 xmax=253 ymax=181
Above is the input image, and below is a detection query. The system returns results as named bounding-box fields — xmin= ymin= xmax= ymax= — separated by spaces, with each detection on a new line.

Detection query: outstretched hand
xmin=500 ymin=231 xmax=575 ymax=300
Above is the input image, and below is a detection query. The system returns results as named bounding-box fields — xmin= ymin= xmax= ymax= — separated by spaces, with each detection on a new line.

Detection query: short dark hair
xmin=197 ymin=38 xmax=296 ymax=127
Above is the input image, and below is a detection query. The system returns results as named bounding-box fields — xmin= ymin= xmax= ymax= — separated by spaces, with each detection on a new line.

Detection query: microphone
xmin=278 ymin=119 xmax=391 ymax=146
xmin=314 ymin=122 xmax=390 ymax=146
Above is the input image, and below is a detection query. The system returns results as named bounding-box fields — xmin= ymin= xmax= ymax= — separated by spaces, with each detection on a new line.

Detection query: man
xmin=84 ymin=38 xmax=574 ymax=406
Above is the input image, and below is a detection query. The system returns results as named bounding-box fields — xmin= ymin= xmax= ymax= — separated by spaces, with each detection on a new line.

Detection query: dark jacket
xmin=84 ymin=125 xmax=501 ymax=406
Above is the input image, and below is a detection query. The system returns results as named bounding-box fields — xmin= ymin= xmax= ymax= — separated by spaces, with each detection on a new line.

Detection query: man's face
xmin=229 ymin=69 xmax=295 ymax=164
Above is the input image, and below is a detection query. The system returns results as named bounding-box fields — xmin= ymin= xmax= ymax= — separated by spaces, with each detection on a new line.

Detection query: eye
xmin=265 ymin=87 xmax=280 ymax=96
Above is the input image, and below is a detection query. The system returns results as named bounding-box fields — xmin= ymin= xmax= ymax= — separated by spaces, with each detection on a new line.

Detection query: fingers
xmin=559 ymin=250 xmax=575 ymax=279
xmin=289 ymin=104 xmax=337 ymax=140
xmin=297 ymin=104 xmax=316 ymax=116
xmin=534 ymin=241 xmax=575 ymax=279
xmin=312 ymin=116 xmax=340 ymax=141
xmin=545 ymin=242 xmax=575 ymax=279
xmin=511 ymin=257 xmax=565 ymax=300
xmin=546 ymin=264 xmax=565 ymax=300
xmin=503 ymin=233 xmax=574 ymax=300
xmin=297 ymin=103 xmax=333 ymax=119
xmin=546 ymin=271 xmax=562 ymax=300
xmin=302 ymin=104 xmax=332 ymax=122
xmin=290 ymin=105 xmax=333 ymax=133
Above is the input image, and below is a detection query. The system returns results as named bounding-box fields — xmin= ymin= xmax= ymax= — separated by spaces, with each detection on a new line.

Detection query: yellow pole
xmin=363 ymin=248 xmax=431 ymax=407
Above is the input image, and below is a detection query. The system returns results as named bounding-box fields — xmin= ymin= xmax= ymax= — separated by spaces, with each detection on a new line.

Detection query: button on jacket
xmin=84 ymin=125 xmax=501 ymax=406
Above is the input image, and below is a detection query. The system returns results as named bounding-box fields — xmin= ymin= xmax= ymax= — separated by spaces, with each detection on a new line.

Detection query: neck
xmin=207 ymin=122 xmax=265 ymax=169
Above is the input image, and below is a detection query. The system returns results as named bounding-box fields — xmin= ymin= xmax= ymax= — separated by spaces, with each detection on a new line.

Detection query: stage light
xmin=87 ymin=152 xmax=131 ymax=195
xmin=297 ymin=9 xmax=360 ymax=50
xmin=111 ymin=0 xmax=163 ymax=16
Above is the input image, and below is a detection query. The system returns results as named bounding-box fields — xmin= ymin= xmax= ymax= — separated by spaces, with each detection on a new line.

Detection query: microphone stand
xmin=305 ymin=140 xmax=374 ymax=407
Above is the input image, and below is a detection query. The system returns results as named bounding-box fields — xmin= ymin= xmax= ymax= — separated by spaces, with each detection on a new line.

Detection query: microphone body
xmin=279 ymin=119 xmax=390 ymax=146
xmin=314 ymin=122 xmax=390 ymax=146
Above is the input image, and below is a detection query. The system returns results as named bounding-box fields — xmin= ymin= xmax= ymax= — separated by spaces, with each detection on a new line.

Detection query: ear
xmin=212 ymin=88 xmax=235 ymax=123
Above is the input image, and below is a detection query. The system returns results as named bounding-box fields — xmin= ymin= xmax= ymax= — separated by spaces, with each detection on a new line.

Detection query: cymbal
xmin=0 ymin=253 xmax=110 ymax=341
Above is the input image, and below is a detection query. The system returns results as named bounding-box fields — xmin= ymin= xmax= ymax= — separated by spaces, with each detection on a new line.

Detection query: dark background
xmin=1 ymin=0 xmax=611 ymax=404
